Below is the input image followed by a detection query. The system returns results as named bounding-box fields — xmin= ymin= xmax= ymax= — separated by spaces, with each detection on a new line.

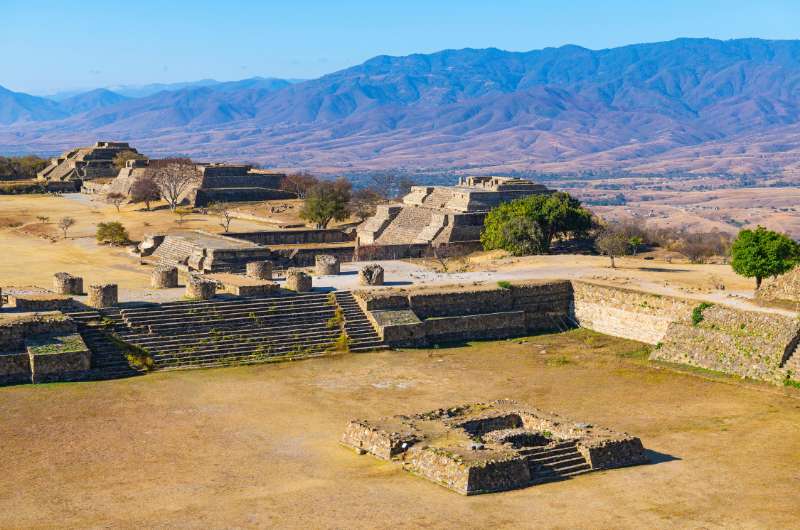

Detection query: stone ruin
xmin=359 ymin=264 xmax=384 ymax=286
xmin=0 ymin=314 xmax=91 ymax=384
xmin=314 ymin=255 xmax=340 ymax=276
xmin=37 ymin=141 xmax=140 ymax=182
xmin=757 ymin=265 xmax=800 ymax=304
xmin=53 ymin=273 xmax=83 ymax=295
xmin=285 ymin=269 xmax=312 ymax=292
xmin=186 ymin=276 xmax=217 ymax=300
xmin=151 ymin=265 xmax=179 ymax=289
xmin=87 ymin=284 xmax=118 ymax=308
xmin=189 ymin=164 xmax=294 ymax=207
xmin=357 ymin=176 xmax=550 ymax=249
xmin=341 ymin=400 xmax=648 ymax=495
xmin=146 ymin=231 xmax=272 ymax=274
xmin=246 ymin=261 xmax=273 ymax=280
xmin=105 ymin=158 xmax=150 ymax=196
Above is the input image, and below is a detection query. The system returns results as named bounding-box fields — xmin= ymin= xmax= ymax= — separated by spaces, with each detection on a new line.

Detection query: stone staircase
xmin=65 ymin=309 xmax=147 ymax=380
xmin=782 ymin=341 xmax=800 ymax=379
xmin=518 ymin=441 xmax=591 ymax=483
xmin=152 ymin=236 xmax=197 ymax=267
xmin=376 ymin=207 xmax=434 ymax=245
xmin=71 ymin=292 xmax=386 ymax=373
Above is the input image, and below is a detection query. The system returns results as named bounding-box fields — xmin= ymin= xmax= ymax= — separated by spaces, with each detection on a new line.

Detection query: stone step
xmin=152 ymin=340 xmax=387 ymax=369
xmin=126 ymin=329 xmax=379 ymax=355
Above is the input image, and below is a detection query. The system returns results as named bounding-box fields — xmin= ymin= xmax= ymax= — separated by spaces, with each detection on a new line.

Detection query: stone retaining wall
xmin=355 ymin=280 xmax=572 ymax=346
xmin=571 ymin=281 xmax=694 ymax=344
xmin=651 ymin=304 xmax=800 ymax=382
xmin=227 ymin=229 xmax=353 ymax=245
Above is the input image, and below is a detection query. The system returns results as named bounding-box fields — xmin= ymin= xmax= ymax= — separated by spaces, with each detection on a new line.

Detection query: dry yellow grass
xmin=1 ymin=331 xmax=798 ymax=528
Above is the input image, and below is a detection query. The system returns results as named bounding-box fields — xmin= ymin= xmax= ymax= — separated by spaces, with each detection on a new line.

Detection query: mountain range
xmin=3 ymin=38 xmax=800 ymax=175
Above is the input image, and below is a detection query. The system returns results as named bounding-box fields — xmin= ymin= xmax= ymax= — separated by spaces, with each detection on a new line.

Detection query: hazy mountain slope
xmin=57 ymin=89 xmax=129 ymax=115
xmin=0 ymin=85 xmax=68 ymax=125
xmin=4 ymin=38 xmax=800 ymax=174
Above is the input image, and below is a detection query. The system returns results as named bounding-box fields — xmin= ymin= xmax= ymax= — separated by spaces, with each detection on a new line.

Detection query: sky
xmin=2 ymin=0 xmax=799 ymax=95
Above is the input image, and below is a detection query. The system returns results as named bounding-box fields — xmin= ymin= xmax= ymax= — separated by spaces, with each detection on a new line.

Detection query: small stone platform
xmin=341 ymin=400 xmax=648 ymax=495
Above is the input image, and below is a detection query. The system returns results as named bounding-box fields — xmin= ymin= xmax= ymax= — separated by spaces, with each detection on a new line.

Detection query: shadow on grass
xmin=644 ymin=449 xmax=681 ymax=465
xmin=635 ymin=267 xmax=690 ymax=273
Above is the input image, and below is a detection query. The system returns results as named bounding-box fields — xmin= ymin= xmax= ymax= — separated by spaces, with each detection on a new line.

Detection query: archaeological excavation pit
xmin=341 ymin=400 xmax=648 ymax=495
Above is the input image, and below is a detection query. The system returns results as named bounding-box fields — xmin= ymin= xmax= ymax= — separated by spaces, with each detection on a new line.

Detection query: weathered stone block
xmin=26 ymin=333 xmax=91 ymax=383
xmin=151 ymin=266 xmax=178 ymax=289
xmin=186 ymin=276 xmax=216 ymax=300
xmin=246 ymin=260 xmax=273 ymax=280
xmin=358 ymin=264 xmax=384 ymax=286
xmin=285 ymin=269 xmax=312 ymax=292
xmin=314 ymin=254 xmax=340 ymax=276
xmin=53 ymin=272 xmax=83 ymax=295
xmin=87 ymin=284 xmax=118 ymax=308
xmin=12 ymin=295 xmax=75 ymax=312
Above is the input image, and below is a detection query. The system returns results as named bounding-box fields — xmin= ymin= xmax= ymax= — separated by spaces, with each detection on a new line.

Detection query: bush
xmin=96 ymin=222 xmax=130 ymax=246
xmin=497 ymin=280 xmax=512 ymax=289
xmin=692 ymin=302 xmax=713 ymax=326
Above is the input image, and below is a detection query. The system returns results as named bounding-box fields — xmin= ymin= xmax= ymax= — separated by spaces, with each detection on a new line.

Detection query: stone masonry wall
xmin=571 ymin=281 xmax=694 ymax=344
xmin=651 ymin=304 xmax=800 ymax=382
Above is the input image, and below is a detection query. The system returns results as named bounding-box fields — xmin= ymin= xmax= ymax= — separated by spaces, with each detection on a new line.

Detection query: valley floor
xmin=2 ymin=330 xmax=799 ymax=528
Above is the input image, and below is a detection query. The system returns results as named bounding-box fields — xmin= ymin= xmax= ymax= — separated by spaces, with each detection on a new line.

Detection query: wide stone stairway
xmin=518 ymin=441 xmax=592 ymax=483
xmin=67 ymin=291 xmax=386 ymax=375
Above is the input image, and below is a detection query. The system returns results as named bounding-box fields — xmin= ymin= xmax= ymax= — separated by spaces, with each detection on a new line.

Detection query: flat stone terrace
xmin=67 ymin=291 xmax=386 ymax=373
xmin=342 ymin=399 xmax=648 ymax=495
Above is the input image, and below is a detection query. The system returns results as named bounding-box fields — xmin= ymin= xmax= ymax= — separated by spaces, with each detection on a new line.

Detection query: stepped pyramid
xmin=357 ymin=176 xmax=550 ymax=247
xmin=37 ymin=141 xmax=138 ymax=182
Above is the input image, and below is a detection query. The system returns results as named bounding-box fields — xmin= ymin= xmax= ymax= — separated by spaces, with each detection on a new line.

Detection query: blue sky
xmin=2 ymin=0 xmax=799 ymax=94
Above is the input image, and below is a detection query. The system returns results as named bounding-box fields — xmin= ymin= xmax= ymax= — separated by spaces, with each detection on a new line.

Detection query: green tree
xmin=96 ymin=222 xmax=130 ymax=246
xmin=299 ymin=177 xmax=352 ymax=228
xmin=481 ymin=192 xmax=593 ymax=255
xmin=730 ymin=226 xmax=800 ymax=289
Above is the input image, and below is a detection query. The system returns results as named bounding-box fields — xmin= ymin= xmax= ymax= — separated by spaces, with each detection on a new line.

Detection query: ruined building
xmin=37 ymin=141 xmax=140 ymax=182
xmin=189 ymin=164 xmax=294 ymax=206
xmin=357 ymin=176 xmax=550 ymax=248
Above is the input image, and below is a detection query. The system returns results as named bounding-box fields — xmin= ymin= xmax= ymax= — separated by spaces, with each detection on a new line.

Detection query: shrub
xmin=497 ymin=280 xmax=512 ymax=289
xmin=692 ymin=302 xmax=714 ymax=326
xmin=96 ymin=221 xmax=130 ymax=246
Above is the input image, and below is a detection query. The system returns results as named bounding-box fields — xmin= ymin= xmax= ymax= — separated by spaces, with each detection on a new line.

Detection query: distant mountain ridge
xmin=3 ymin=38 xmax=800 ymax=174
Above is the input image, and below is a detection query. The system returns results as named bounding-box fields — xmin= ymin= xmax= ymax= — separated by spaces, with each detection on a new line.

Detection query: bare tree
xmin=57 ymin=217 xmax=76 ymax=239
xmin=595 ymin=228 xmax=630 ymax=268
xmin=145 ymin=158 xmax=199 ymax=210
xmin=106 ymin=192 xmax=126 ymax=212
xmin=280 ymin=172 xmax=319 ymax=198
xmin=36 ymin=216 xmax=49 ymax=224
xmin=210 ymin=202 xmax=234 ymax=233
xmin=129 ymin=176 xmax=161 ymax=211
xmin=350 ymin=188 xmax=383 ymax=222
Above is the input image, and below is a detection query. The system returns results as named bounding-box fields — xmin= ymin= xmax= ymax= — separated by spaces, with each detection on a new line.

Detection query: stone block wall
xmin=571 ymin=281 xmax=694 ymax=344
xmin=651 ymin=304 xmax=800 ymax=382
xmin=354 ymin=280 xmax=573 ymax=346
xmin=226 ymin=229 xmax=353 ymax=246
xmin=757 ymin=266 xmax=800 ymax=303
xmin=0 ymin=314 xmax=75 ymax=351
